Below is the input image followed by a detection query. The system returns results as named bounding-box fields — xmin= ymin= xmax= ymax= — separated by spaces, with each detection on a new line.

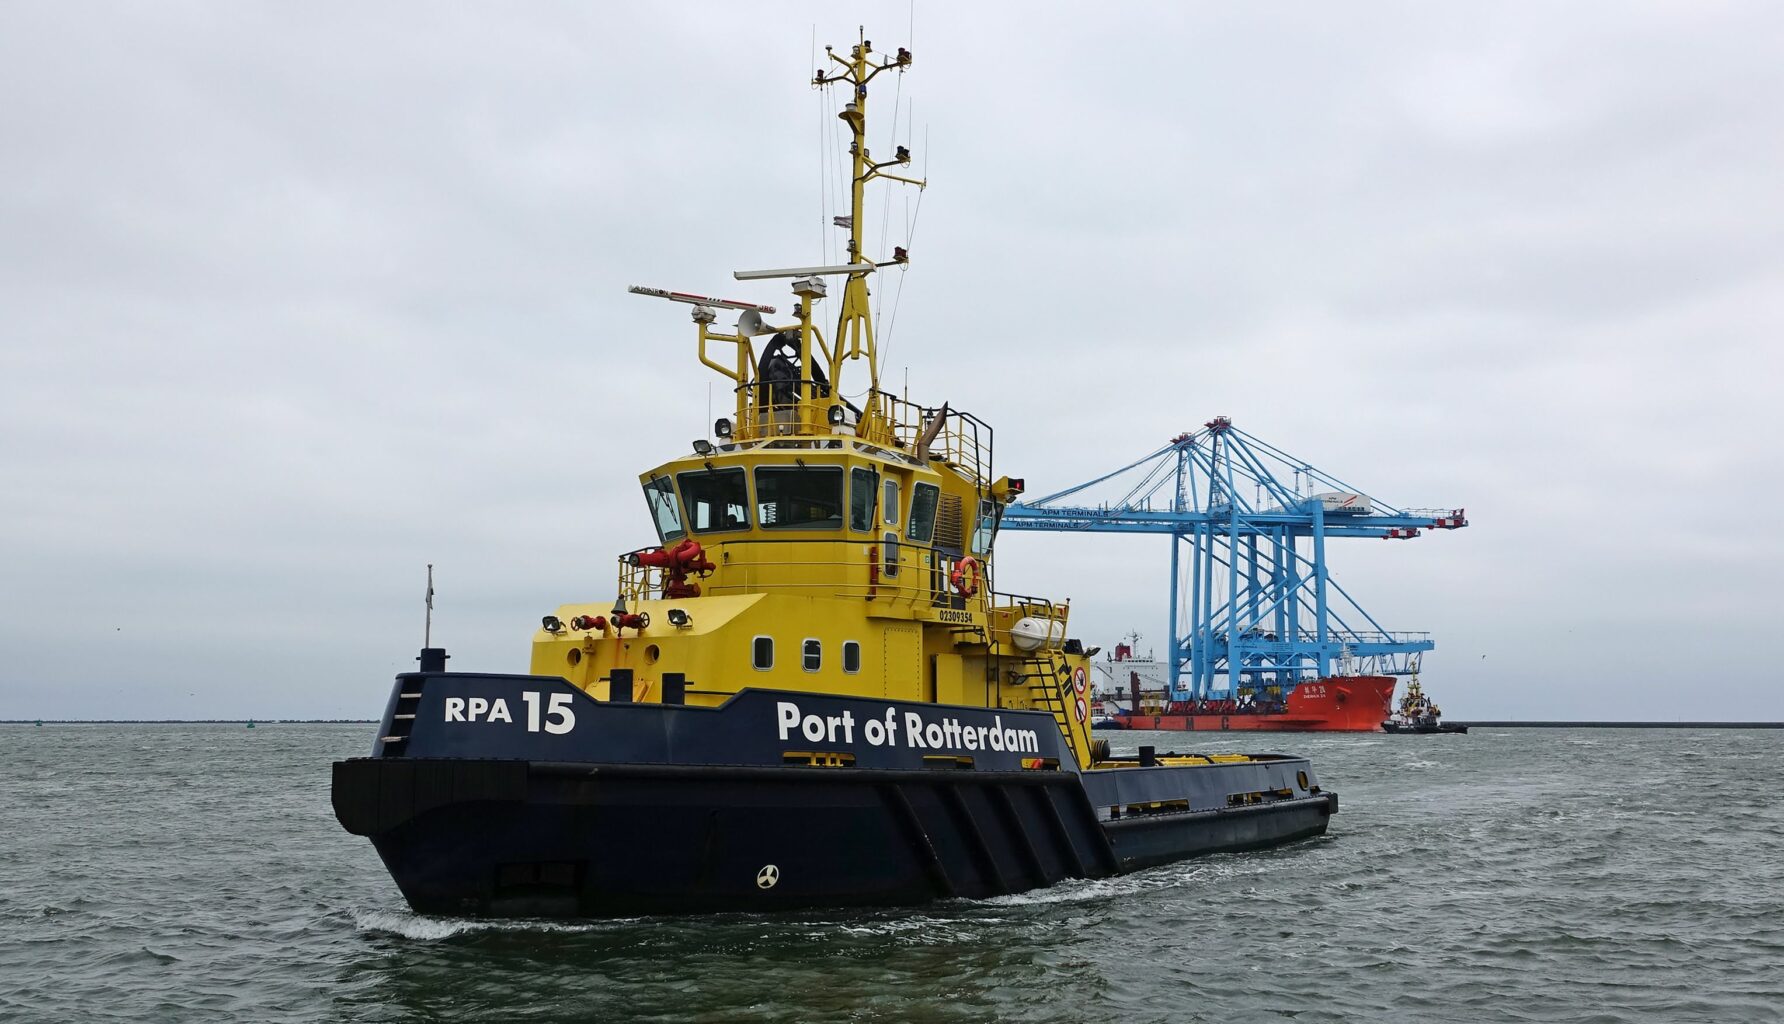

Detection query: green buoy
xmin=247 ymin=720 xmax=255 ymax=729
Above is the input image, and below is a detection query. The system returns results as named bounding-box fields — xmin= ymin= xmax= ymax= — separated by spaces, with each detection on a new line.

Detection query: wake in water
xmin=352 ymin=909 xmax=619 ymax=940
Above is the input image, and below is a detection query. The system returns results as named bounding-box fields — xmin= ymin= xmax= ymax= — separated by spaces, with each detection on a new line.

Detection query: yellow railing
xmin=728 ymin=392 xmax=836 ymax=441
xmin=876 ymin=391 xmax=993 ymax=487
xmin=616 ymin=537 xmax=982 ymax=609
xmin=721 ymin=385 xmax=994 ymax=489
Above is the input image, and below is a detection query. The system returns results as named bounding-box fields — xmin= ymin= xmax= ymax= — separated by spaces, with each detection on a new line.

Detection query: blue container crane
xmin=1001 ymin=417 xmax=1468 ymax=703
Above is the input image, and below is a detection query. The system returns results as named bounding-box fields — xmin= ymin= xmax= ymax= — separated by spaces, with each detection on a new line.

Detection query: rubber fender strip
xmin=1034 ymin=786 xmax=1090 ymax=878
xmin=940 ymin=782 xmax=1012 ymax=896
xmin=990 ymin=786 xmax=1049 ymax=884
xmin=1100 ymin=794 xmax=1336 ymax=834
xmin=1059 ymin=774 xmax=1123 ymax=874
xmin=880 ymin=783 xmax=957 ymax=898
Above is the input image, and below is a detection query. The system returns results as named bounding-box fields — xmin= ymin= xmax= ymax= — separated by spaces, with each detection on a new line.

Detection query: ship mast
xmin=815 ymin=29 xmax=923 ymax=403
xmin=631 ymin=29 xmax=923 ymax=446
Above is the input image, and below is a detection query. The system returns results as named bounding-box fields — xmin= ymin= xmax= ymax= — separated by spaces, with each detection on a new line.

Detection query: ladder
xmin=1009 ymin=651 xmax=1085 ymax=767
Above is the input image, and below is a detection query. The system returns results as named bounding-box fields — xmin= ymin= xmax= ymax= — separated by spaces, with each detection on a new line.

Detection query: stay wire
xmin=873 ymin=70 xmax=905 ymax=328
xmin=880 ymin=126 xmax=926 ymax=364
xmin=814 ymin=26 xmax=827 ymax=265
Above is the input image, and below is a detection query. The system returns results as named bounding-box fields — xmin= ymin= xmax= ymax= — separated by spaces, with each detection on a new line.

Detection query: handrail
xmin=615 ymin=536 xmax=983 ymax=606
xmin=723 ymin=384 xmax=995 ymax=489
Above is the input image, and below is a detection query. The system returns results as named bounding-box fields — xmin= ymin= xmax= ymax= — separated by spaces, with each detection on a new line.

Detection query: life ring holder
xmin=949 ymin=556 xmax=981 ymax=598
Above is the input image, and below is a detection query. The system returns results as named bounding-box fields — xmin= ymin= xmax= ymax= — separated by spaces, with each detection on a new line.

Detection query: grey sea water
xmin=3 ymin=724 xmax=1781 ymax=1023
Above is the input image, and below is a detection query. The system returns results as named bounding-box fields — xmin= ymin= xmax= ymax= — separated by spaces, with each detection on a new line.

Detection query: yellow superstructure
xmin=527 ymin=33 xmax=1097 ymax=769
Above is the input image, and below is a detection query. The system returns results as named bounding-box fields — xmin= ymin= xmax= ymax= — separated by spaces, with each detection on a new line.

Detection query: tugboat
xmin=331 ymin=30 xmax=1338 ymax=918
xmin=1381 ymin=678 xmax=1466 ymax=734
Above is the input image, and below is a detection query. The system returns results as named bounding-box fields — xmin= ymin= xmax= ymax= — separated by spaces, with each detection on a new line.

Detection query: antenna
xmin=628 ymin=285 xmax=776 ymax=314
xmin=423 ymin=563 xmax=434 ymax=648
xmin=734 ymin=263 xmax=874 ymax=280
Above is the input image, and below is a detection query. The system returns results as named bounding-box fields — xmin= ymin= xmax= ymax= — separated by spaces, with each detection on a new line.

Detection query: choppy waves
xmin=4 ymin=724 xmax=1783 ymax=1023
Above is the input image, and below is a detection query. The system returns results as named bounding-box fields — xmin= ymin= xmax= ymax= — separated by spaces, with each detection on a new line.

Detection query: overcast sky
xmin=4 ymin=3 xmax=1781 ymax=720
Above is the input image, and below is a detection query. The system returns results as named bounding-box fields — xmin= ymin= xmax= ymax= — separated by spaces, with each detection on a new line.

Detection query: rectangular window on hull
xmin=752 ymin=636 xmax=774 ymax=670
xmin=643 ymin=477 xmax=685 ymax=543
xmin=756 ymin=466 xmax=844 ymax=530
xmin=849 ymin=467 xmax=878 ymax=532
xmin=907 ymin=482 xmax=940 ymax=543
xmin=803 ymin=639 xmax=821 ymax=672
xmin=843 ymin=641 xmax=861 ymax=674
xmin=679 ymin=469 xmax=749 ymax=533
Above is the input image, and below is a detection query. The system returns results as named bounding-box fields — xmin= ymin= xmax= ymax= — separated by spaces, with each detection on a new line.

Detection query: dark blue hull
xmin=332 ymin=671 xmax=1337 ymax=917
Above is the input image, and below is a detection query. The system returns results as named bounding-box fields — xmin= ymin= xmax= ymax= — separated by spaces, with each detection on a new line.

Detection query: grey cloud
xmin=3 ymin=2 xmax=1780 ymax=720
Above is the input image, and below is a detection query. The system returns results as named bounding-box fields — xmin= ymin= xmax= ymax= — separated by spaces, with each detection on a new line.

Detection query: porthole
xmin=1296 ymin=770 xmax=1309 ymax=791
xmin=802 ymin=639 xmax=822 ymax=672
xmin=752 ymin=636 xmax=774 ymax=671
xmin=842 ymin=640 xmax=861 ymax=674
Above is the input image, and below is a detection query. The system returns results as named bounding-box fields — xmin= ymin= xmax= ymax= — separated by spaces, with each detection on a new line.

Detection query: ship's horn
xmin=736 ymin=309 xmax=773 ymax=336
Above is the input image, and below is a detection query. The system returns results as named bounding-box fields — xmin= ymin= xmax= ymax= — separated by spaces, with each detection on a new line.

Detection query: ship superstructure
xmin=332 ymin=30 xmax=1339 ymax=917
xmin=528 ymin=35 xmax=1097 ymax=766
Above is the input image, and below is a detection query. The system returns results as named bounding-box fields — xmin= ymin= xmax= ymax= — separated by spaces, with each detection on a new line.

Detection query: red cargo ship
xmin=1107 ymin=676 xmax=1396 ymax=732
xmin=1093 ymin=636 xmax=1395 ymax=732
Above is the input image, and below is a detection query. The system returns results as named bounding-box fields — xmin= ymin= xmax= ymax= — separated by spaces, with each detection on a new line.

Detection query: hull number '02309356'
xmin=443 ymin=692 xmax=577 ymax=734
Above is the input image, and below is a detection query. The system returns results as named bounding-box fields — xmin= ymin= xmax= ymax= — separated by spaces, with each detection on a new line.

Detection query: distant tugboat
xmin=1381 ymin=678 xmax=1466 ymax=734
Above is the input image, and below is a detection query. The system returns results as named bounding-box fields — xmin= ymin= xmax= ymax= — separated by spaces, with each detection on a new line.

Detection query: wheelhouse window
xmin=752 ymin=636 xmax=774 ymax=670
xmin=971 ymin=498 xmax=1000 ymax=556
xmin=849 ymin=467 xmax=878 ymax=532
xmin=678 ymin=469 xmax=749 ymax=533
xmin=755 ymin=466 xmax=844 ymax=530
xmin=882 ymin=479 xmax=900 ymax=526
xmin=643 ymin=477 xmax=685 ymax=543
xmin=907 ymin=482 xmax=941 ymax=543
xmin=842 ymin=641 xmax=861 ymax=674
xmin=802 ymin=639 xmax=822 ymax=672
